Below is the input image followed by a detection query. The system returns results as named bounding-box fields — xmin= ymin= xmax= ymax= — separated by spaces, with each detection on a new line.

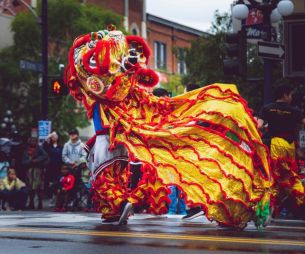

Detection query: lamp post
xmin=41 ymin=0 xmax=48 ymax=120
xmin=232 ymin=0 xmax=294 ymax=105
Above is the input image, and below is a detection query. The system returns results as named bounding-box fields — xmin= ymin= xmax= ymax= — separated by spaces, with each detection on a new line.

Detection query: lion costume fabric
xmin=65 ymin=27 xmax=272 ymax=229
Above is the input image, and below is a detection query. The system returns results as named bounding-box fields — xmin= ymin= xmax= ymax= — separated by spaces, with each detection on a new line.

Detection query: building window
xmin=154 ymin=41 xmax=167 ymax=70
xmin=177 ymin=48 xmax=187 ymax=75
xmin=130 ymin=22 xmax=140 ymax=36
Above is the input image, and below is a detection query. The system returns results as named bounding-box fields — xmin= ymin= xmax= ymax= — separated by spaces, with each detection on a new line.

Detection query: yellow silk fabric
xmin=99 ymin=83 xmax=271 ymax=228
xmin=270 ymin=137 xmax=304 ymax=206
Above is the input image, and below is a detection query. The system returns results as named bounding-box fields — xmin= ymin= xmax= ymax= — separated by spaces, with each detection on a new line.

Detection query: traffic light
xmin=223 ymin=29 xmax=247 ymax=77
xmin=284 ymin=21 xmax=305 ymax=77
xmin=51 ymin=78 xmax=69 ymax=96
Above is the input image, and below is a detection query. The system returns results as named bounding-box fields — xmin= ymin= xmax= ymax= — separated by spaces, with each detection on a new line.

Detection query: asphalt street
xmin=0 ymin=211 xmax=304 ymax=254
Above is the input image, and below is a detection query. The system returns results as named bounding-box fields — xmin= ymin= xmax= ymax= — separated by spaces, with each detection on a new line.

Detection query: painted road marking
xmin=0 ymin=227 xmax=305 ymax=247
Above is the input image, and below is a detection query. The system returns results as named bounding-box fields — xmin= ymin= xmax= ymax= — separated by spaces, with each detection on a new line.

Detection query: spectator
xmin=0 ymin=151 xmax=9 ymax=183
xmin=78 ymin=159 xmax=93 ymax=211
xmin=0 ymin=151 xmax=10 ymax=210
xmin=62 ymin=129 xmax=86 ymax=170
xmin=0 ymin=168 xmax=28 ymax=211
xmin=43 ymin=131 xmax=63 ymax=205
xmin=152 ymin=88 xmax=169 ymax=97
xmin=185 ymin=84 xmax=200 ymax=92
xmin=54 ymin=164 xmax=75 ymax=212
xmin=22 ymin=137 xmax=49 ymax=209
xmin=258 ymin=84 xmax=305 ymax=217
xmin=10 ymin=131 xmax=25 ymax=181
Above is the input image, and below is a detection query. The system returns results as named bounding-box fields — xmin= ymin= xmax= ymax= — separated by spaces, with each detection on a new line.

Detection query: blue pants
xmin=0 ymin=187 xmax=28 ymax=210
xmin=168 ymin=185 xmax=186 ymax=215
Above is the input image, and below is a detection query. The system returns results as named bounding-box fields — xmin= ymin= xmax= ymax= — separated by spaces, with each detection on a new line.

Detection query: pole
xmin=41 ymin=0 xmax=48 ymax=120
xmin=262 ymin=2 xmax=274 ymax=105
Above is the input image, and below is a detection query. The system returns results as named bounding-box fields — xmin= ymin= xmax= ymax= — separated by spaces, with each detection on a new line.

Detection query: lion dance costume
xmin=65 ymin=27 xmax=272 ymax=229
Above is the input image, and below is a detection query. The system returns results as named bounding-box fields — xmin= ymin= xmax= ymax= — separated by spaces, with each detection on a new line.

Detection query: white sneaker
xmin=118 ymin=202 xmax=133 ymax=225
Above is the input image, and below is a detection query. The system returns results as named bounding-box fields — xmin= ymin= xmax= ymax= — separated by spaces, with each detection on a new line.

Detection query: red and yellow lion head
xmin=65 ymin=27 xmax=159 ymax=104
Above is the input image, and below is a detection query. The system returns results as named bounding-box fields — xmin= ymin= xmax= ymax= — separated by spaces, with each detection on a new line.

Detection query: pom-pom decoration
xmin=136 ymin=68 xmax=159 ymax=88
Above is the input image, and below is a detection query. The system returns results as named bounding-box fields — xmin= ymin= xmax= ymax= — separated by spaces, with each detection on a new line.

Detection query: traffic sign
xmin=20 ymin=59 xmax=43 ymax=72
xmin=38 ymin=120 xmax=51 ymax=140
xmin=257 ymin=41 xmax=285 ymax=60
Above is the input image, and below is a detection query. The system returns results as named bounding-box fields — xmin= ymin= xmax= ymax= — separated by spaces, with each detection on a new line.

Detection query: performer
xmin=258 ymin=85 xmax=305 ymax=216
xmin=65 ymin=26 xmax=272 ymax=229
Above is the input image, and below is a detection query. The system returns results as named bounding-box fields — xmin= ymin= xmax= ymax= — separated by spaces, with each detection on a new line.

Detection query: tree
xmin=183 ymin=11 xmax=303 ymax=114
xmin=183 ymin=11 xmax=231 ymax=86
xmin=160 ymin=74 xmax=185 ymax=97
xmin=182 ymin=11 xmax=265 ymax=113
xmin=0 ymin=0 xmax=123 ymax=138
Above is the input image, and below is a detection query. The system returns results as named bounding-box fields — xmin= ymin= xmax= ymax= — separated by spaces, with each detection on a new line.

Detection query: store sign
xmin=243 ymin=7 xmax=276 ymax=41
xmin=245 ymin=8 xmax=263 ymax=26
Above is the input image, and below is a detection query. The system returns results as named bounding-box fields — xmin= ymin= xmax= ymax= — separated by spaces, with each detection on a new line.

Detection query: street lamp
xmin=0 ymin=110 xmax=17 ymax=137
xmin=232 ymin=0 xmax=294 ymax=105
xmin=232 ymin=2 xmax=249 ymax=20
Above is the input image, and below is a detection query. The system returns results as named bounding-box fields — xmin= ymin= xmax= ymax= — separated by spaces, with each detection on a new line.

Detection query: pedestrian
xmin=43 ymin=131 xmax=63 ymax=206
xmin=54 ymin=164 xmax=75 ymax=212
xmin=258 ymin=84 xmax=305 ymax=217
xmin=152 ymin=87 xmax=169 ymax=97
xmin=78 ymin=158 xmax=93 ymax=211
xmin=9 ymin=131 xmax=25 ymax=181
xmin=62 ymin=129 xmax=86 ymax=208
xmin=184 ymin=83 xmax=200 ymax=93
xmin=22 ymin=137 xmax=49 ymax=209
xmin=0 ymin=151 xmax=9 ymax=183
xmin=0 ymin=168 xmax=28 ymax=211
xmin=0 ymin=151 xmax=10 ymax=210
xmin=62 ymin=129 xmax=86 ymax=173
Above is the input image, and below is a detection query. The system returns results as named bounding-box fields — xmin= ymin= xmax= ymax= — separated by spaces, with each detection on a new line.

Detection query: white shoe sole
xmin=118 ymin=203 xmax=133 ymax=225
xmin=182 ymin=211 xmax=204 ymax=221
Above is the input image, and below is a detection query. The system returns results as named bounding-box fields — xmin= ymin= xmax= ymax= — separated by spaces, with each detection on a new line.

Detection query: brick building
xmin=0 ymin=0 xmax=35 ymax=48
xmin=85 ymin=0 xmax=208 ymax=82
xmin=0 ymin=0 xmax=208 ymax=84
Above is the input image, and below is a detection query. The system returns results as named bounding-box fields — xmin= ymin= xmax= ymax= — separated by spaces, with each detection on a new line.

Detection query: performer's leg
xmin=177 ymin=188 xmax=187 ymax=215
xmin=129 ymin=162 xmax=142 ymax=190
xmin=129 ymin=164 xmax=169 ymax=215
xmin=271 ymin=137 xmax=304 ymax=215
xmin=167 ymin=185 xmax=177 ymax=214
xmin=93 ymin=162 xmax=130 ymax=220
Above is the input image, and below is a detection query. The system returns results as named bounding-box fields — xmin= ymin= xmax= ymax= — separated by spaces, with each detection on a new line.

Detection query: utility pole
xmin=261 ymin=3 xmax=274 ymax=105
xmin=41 ymin=0 xmax=48 ymax=120
xmin=232 ymin=0 xmax=295 ymax=105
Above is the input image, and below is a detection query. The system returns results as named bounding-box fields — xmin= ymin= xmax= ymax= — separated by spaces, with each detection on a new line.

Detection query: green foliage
xmin=0 ymin=0 xmax=123 ymax=137
xmin=11 ymin=12 xmax=41 ymax=58
xmin=183 ymin=11 xmax=230 ymax=86
xmin=182 ymin=10 xmax=291 ymax=113
xmin=48 ymin=0 xmax=122 ymax=41
xmin=160 ymin=74 xmax=184 ymax=96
